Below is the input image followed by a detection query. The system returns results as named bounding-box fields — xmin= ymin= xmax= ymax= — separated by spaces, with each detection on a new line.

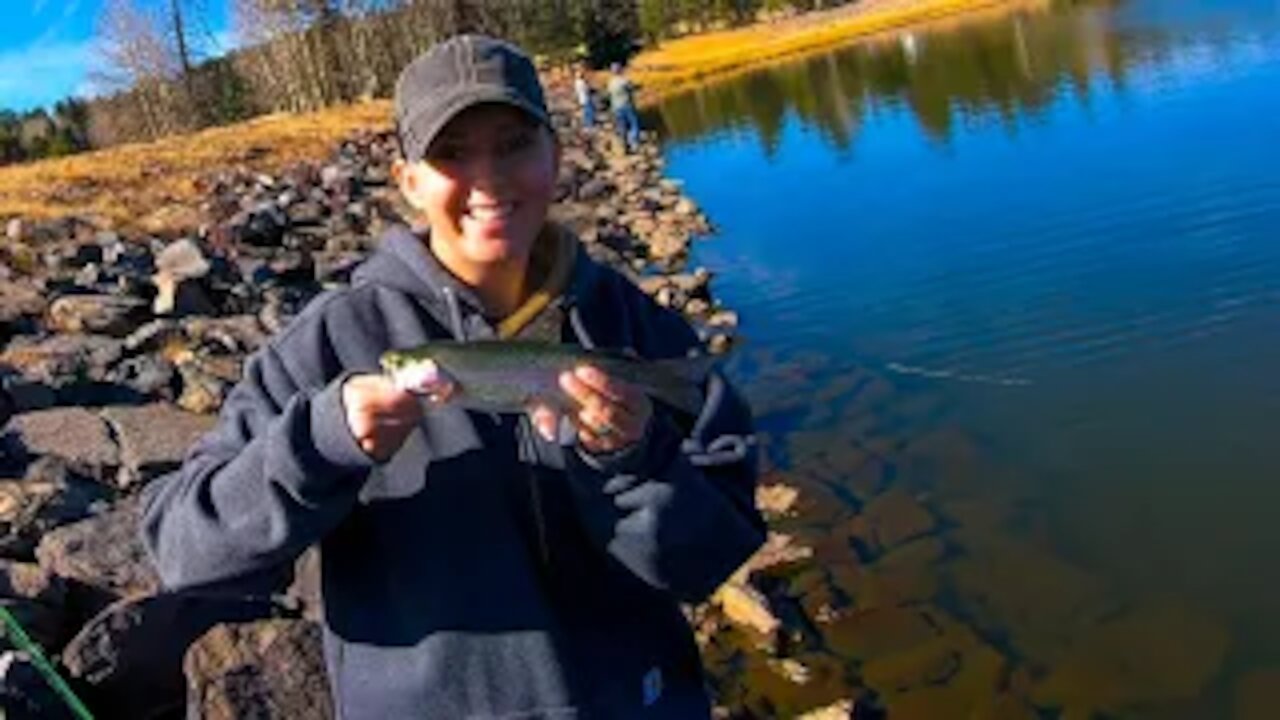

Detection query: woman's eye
xmin=499 ymin=133 xmax=534 ymax=156
xmin=429 ymin=144 xmax=463 ymax=162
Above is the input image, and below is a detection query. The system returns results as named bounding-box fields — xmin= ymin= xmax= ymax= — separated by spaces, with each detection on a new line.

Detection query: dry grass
xmin=0 ymin=101 xmax=392 ymax=234
xmin=630 ymin=0 xmax=1048 ymax=102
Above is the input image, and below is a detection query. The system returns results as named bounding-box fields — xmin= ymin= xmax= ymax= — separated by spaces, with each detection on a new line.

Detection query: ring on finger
xmin=592 ymin=418 xmax=616 ymax=437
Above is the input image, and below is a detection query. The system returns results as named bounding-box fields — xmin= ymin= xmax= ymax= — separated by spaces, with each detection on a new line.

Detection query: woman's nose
xmin=465 ymin=150 xmax=507 ymax=190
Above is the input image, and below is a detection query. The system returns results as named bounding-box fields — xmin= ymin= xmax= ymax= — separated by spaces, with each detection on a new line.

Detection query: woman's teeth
xmin=467 ymin=203 xmax=515 ymax=221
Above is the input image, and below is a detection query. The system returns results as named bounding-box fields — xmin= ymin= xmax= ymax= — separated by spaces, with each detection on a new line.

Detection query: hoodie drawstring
xmin=564 ymin=298 xmax=595 ymax=351
xmin=442 ymin=286 xmax=467 ymax=341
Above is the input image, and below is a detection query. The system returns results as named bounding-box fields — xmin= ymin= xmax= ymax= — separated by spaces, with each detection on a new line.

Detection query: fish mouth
xmin=386 ymin=357 xmax=443 ymax=395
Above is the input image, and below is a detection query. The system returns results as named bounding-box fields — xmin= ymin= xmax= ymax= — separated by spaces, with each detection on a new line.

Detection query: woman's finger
xmin=528 ymin=404 xmax=560 ymax=442
xmin=572 ymin=366 xmax=627 ymax=403
xmin=578 ymin=402 xmax=643 ymax=442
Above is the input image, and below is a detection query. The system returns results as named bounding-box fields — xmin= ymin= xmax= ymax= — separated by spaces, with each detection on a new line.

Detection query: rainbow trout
xmin=380 ymin=340 xmax=718 ymax=415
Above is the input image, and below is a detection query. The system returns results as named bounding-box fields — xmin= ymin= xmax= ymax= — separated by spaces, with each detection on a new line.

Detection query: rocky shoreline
xmin=0 ymin=81 xmax=761 ymax=718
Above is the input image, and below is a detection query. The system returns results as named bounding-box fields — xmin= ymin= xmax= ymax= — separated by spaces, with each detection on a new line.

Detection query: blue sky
xmin=0 ymin=1 xmax=233 ymax=113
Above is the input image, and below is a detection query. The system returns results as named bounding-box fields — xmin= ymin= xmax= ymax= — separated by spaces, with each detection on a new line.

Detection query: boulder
xmin=61 ymin=593 xmax=283 ymax=720
xmin=947 ymin=527 xmax=1117 ymax=666
xmin=646 ymin=228 xmax=689 ymax=261
xmin=0 ymin=457 xmax=111 ymax=560
xmin=0 ymin=283 xmax=46 ymax=340
xmin=100 ymin=404 xmax=216 ymax=488
xmin=185 ymin=619 xmax=333 ymax=720
xmin=756 ymin=482 xmax=799 ymax=519
xmin=849 ymin=488 xmax=937 ymax=555
xmin=6 ymin=408 xmax=119 ymax=485
xmin=713 ymin=581 xmax=779 ymax=637
xmin=36 ymin=497 xmax=160 ymax=613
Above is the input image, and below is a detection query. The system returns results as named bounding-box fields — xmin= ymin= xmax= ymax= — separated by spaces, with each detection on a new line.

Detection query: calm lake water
xmin=651 ymin=0 xmax=1280 ymax=715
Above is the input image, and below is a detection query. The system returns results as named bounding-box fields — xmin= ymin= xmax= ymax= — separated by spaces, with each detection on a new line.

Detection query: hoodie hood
xmin=352 ymin=223 xmax=598 ymax=341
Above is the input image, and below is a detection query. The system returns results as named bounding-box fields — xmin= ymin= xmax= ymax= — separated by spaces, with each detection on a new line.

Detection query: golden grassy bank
xmin=0 ymin=102 xmax=393 ymax=232
xmin=629 ymin=0 xmax=1049 ymax=102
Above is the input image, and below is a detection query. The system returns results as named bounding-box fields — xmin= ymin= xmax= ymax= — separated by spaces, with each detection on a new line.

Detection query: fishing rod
xmin=0 ymin=605 xmax=95 ymax=720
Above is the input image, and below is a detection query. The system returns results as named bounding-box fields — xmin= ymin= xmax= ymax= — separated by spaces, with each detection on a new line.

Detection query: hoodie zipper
xmin=518 ymin=416 xmax=552 ymax=568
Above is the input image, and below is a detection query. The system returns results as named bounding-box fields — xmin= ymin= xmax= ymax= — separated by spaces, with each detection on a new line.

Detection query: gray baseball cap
xmin=394 ymin=35 xmax=551 ymax=163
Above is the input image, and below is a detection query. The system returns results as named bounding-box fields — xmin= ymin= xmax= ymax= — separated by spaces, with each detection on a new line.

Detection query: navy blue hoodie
xmin=141 ymin=226 xmax=765 ymax=719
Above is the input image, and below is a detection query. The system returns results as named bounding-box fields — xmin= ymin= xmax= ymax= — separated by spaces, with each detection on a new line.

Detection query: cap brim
xmin=400 ymin=87 xmax=551 ymax=163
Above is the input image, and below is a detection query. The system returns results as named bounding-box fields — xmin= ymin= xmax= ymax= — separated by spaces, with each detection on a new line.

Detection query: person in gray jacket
xmin=141 ymin=34 xmax=764 ymax=720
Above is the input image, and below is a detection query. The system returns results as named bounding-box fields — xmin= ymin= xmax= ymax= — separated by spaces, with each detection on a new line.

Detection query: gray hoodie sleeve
xmin=141 ymin=301 xmax=377 ymax=590
xmin=562 ymin=288 xmax=765 ymax=604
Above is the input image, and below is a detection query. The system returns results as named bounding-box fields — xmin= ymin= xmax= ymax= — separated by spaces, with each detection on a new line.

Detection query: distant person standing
xmin=574 ymin=67 xmax=596 ymax=128
xmin=608 ymin=62 xmax=640 ymax=151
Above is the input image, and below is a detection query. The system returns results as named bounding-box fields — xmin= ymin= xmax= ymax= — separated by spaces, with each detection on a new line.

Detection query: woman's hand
xmin=531 ymin=366 xmax=653 ymax=454
xmin=341 ymin=374 xmax=451 ymax=462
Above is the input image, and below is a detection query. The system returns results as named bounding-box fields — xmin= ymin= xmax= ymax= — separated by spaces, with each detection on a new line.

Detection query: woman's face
xmin=396 ymin=104 xmax=559 ymax=278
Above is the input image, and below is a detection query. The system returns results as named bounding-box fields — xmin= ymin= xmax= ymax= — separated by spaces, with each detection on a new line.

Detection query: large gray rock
xmin=185 ymin=619 xmax=332 ymax=720
xmin=62 ymin=593 xmax=283 ymax=720
xmin=0 ymin=457 xmax=111 ymax=560
xmin=0 ymin=283 xmax=45 ymax=340
xmin=100 ymin=404 xmax=215 ymax=489
xmin=152 ymin=239 xmax=217 ymax=317
xmin=35 ymin=497 xmax=160 ymax=614
xmin=846 ymin=488 xmax=938 ymax=556
xmin=154 ymin=239 xmax=210 ymax=281
xmin=47 ymin=295 xmax=149 ymax=337
xmin=6 ymin=408 xmax=120 ymax=485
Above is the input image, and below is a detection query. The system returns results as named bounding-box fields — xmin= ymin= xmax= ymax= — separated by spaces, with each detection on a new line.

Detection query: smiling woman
xmin=141 ymin=32 xmax=765 ymax=720
xmin=394 ymin=104 xmax=560 ymax=318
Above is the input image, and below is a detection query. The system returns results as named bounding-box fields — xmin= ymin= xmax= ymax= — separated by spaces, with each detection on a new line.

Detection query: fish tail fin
xmin=647 ymin=353 xmax=721 ymax=416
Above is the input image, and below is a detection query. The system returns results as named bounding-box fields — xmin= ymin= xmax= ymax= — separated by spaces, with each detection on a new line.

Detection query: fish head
xmin=380 ymin=350 xmax=445 ymax=395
